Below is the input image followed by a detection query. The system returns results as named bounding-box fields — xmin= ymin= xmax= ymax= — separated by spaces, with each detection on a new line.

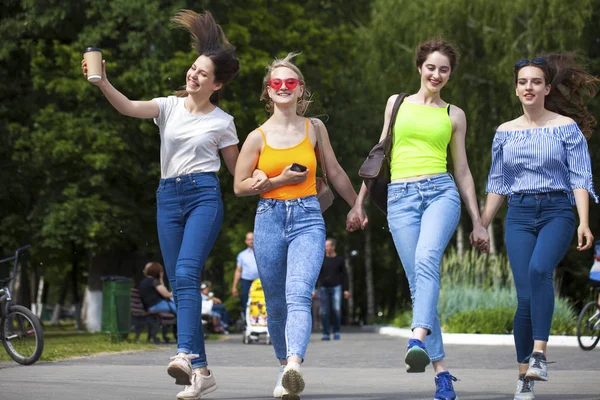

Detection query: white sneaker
xmin=176 ymin=370 xmax=217 ymax=399
xmin=273 ymin=366 xmax=287 ymax=398
xmin=167 ymin=353 xmax=198 ymax=385
xmin=281 ymin=362 xmax=304 ymax=397
xmin=514 ymin=374 xmax=535 ymax=400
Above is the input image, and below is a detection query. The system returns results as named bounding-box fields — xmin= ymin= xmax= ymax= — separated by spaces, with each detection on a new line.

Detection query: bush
xmin=445 ymin=307 xmax=514 ymax=334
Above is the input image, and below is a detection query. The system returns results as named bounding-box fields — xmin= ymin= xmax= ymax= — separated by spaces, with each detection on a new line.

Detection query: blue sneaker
xmin=333 ymin=333 xmax=340 ymax=340
xmin=434 ymin=371 xmax=458 ymax=400
xmin=404 ymin=338 xmax=430 ymax=372
xmin=321 ymin=334 xmax=330 ymax=341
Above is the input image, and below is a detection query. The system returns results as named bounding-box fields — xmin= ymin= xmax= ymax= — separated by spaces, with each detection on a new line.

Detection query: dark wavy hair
xmin=415 ymin=38 xmax=460 ymax=72
xmin=172 ymin=10 xmax=240 ymax=103
xmin=514 ymin=53 xmax=599 ymax=139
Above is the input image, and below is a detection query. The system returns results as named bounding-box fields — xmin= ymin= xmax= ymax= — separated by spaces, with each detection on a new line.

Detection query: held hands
xmin=346 ymin=205 xmax=368 ymax=232
xmin=469 ymin=223 xmax=490 ymax=253
xmin=81 ymin=59 xmax=107 ymax=85
xmin=250 ymin=169 xmax=271 ymax=192
xmin=577 ymin=224 xmax=594 ymax=251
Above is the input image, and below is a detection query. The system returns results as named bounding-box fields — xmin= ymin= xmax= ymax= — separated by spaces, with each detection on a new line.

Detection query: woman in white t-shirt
xmin=82 ymin=10 xmax=243 ymax=399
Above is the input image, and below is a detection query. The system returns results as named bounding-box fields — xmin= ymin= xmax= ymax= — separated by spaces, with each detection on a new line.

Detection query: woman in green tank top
xmin=356 ymin=39 xmax=489 ymax=400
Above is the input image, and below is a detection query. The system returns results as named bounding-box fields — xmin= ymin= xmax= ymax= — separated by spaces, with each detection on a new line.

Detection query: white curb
xmin=378 ymin=326 xmax=586 ymax=347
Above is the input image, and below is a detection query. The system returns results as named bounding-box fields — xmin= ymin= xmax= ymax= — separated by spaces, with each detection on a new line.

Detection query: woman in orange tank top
xmin=234 ymin=52 xmax=368 ymax=399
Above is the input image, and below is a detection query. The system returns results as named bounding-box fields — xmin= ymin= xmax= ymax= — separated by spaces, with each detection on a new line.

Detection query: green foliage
xmin=441 ymin=248 xmax=513 ymax=289
xmin=445 ymin=307 xmax=514 ymax=334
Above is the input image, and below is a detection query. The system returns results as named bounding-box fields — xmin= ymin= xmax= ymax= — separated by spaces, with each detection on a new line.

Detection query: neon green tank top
xmin=390 ymin=101 xmax=452 ymax=180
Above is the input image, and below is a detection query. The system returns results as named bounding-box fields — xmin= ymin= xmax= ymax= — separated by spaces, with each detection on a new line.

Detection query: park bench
xmin=130 ymin=288 xmax=176 ymax=344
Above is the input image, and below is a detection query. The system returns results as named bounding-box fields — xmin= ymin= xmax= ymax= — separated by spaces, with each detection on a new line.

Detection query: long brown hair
xmin=172 ymin=10 xmax=240 ymax=103
xmin=514 ymin=53 xmax=599 ymax=139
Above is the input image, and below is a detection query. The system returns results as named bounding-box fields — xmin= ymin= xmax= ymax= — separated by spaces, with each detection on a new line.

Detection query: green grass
xmin=0 ymin=322 xmax=160 ymax=362
xmin=0 ymin=321 xmax=229 ymax=363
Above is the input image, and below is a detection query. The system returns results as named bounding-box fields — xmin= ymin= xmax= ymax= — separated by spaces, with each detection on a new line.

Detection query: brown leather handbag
xmin=358 ymin=93 xmax=407 ymax=214
xmin=311 ymin=118 xmax=335 ymax=213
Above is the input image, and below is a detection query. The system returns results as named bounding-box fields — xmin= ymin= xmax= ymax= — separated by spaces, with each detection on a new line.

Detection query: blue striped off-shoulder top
xmin=486 ymin=123 xmax=598 ymax=205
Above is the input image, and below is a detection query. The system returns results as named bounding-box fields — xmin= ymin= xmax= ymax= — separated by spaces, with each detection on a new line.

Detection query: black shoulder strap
xmin=384 ymin=93 xmax=407 ymax=156
xmin=387 ymin=93 xmax=407 ymax=138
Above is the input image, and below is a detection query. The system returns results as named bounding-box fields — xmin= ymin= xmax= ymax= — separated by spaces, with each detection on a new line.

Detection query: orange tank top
xmin=257 ymin=118 xmax=317 ymax=200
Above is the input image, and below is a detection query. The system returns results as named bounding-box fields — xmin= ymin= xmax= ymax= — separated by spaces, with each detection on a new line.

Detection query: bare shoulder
xmin=496 ymin=118 xmax=521 ymax=131
xmin=243 ymin=129 xmax=264 ymax=149
xmin=448 ymin=104 xmax=466 ymax=119
xmin=310 ymin=117 xmax=327 ymax=131
xmin=552 ymin=114 xmax=576 ymax=126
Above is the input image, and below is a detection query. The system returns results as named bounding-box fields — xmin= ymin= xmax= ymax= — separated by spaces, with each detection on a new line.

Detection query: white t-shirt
xmin=153 ymin=96 xmax=239 ymax=178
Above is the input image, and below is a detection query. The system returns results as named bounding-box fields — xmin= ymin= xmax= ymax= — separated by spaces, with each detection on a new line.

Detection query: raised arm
xmin=82 ymin=59 xmax=159 ymax=119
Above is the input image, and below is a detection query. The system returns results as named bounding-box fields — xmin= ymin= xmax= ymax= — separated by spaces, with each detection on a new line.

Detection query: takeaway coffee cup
xmin=83 ymin=47 xmax=102 ymax=83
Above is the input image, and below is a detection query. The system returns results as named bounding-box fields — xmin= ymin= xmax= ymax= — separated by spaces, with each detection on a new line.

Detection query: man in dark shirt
xmin=314 ymin=238 xmax=350 ymax=340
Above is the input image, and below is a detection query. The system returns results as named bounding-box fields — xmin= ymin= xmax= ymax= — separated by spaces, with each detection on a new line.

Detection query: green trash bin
xmin=101 ymin=276 xmax=132 ymax=341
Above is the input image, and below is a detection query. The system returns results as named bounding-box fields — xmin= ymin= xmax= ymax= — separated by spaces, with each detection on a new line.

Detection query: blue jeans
xmin=253 ymin=196 xmax=326 ymax=361
xmin=149 ymin=299 xmax=177 ymax=314
xmin=387 ymin=173 xmax=461 ymax=362
xmin=319 ymin=285 xmax=342 ymax=335
xmin=505 ymin=192 xmax=575 ymax=363
xmin=240 ymin=278 xmax=253 ymax=317
xmin=156 ymin=172 xmax=223 ymax=368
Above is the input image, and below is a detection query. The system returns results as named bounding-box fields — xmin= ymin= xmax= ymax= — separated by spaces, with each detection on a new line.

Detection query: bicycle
xmin=576 ymin=287 xmax=600 ymax=351
xmin=0 ymin=245 xmax=44 ymax=364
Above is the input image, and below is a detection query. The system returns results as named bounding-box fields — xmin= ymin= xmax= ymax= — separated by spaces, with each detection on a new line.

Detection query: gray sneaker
xmin=176 ymin=370 xmax=217 ymax=399
xmin=525 ymin=352 xmax=548 ymax=381
xmin=514 ymin=373 xmax=535 ymax=400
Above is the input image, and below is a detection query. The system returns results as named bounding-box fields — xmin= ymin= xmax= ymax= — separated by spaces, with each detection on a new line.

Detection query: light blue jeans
xmin=253 ymin=195 xmax=326 ymax=361
xmin=387 ymin=173 xmax=461 ymax=361
xmin=149 ymin=299 xmax=177 ymax=314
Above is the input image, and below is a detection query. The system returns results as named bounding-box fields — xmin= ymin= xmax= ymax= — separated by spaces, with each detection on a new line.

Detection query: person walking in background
xmin=479 ymin=53 xmax=598 ymax=400
xmin=314 ymin=238 xmax=349 ymax=341
xmin=82 ymin=10 xmax=243 ymax=399
xmin=233 ymin=52 xmax=368 ymax=400
xmin=139 ymin=262 xmax=176 ymax=314
xmin=354 ymin=38 xmax=489 ymax=400
xmin=232 ymin=232 xmax=259 ymax=318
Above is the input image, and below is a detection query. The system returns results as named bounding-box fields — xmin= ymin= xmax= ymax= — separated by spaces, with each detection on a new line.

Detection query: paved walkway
xmin=1 ymin=330 xmax=598 ymax=400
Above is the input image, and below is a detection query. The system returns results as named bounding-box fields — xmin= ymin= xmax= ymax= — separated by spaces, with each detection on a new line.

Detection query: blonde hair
xmin=260 ymin=52 xmax=312 ymax=116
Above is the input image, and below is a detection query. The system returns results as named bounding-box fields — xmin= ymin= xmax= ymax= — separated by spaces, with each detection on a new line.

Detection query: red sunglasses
xmin=267 ymin=78 xmax=302 ymax=91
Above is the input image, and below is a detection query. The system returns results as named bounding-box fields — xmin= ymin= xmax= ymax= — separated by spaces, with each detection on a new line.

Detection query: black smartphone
xmin=290 ymin=163 xmax=307 ymax=172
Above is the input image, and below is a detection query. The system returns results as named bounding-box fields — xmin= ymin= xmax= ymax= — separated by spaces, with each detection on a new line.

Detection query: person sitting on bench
xmin=139 ymin=262 xmax=176 ymax=314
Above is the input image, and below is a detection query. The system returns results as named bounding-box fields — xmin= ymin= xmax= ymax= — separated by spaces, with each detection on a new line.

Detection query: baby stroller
xmin=242 ymin=278 xmax=271 ymax=344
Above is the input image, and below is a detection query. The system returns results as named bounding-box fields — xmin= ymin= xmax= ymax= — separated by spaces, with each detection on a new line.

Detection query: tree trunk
xmin=51 ymin=277 xmax=70 ymax=325
xmin=364 ymin=227 xmax=375 ymax=324
xmin=17 ymin=253 xmax=32 ymax=309
xmin=344 ymin=247 xmax=354 ymax=325
xmin=71 ymin=242 xmax=83 ymax=330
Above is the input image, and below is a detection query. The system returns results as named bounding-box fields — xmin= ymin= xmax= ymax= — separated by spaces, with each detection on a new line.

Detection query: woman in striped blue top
xmin=479 ymin=53 xmax=598 ymax=400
